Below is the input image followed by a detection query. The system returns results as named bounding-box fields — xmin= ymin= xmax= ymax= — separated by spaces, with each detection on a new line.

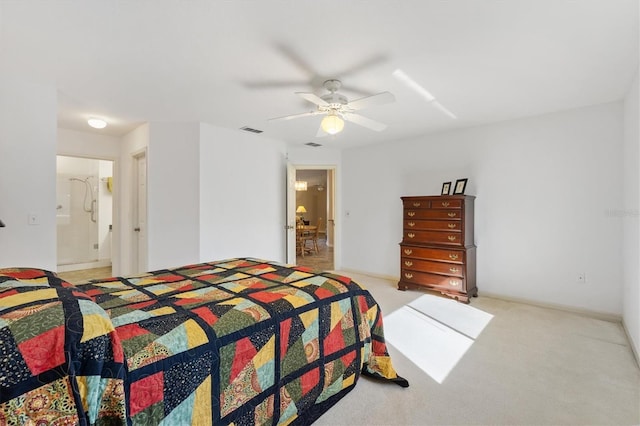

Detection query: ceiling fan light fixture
xmin=321 ymin=113 xmax=344 ymax=135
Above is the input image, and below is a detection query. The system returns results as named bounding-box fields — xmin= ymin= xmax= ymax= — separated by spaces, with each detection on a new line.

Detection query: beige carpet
xmin=316 ymin=271 xmax=640 ymax=426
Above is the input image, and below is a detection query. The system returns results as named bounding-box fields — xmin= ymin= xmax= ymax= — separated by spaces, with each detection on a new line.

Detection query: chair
xmin=296 ymin=218 xmax=311 ymax=257
xmin=307 ymin=218 xmax=322 ymax=254
xmin=317 ymin=217 xmax=326 ymax=239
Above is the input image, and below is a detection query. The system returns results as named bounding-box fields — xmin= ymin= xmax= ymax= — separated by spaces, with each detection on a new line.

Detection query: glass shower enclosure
xmin=56 ymin=155 xmax=113 ymax=272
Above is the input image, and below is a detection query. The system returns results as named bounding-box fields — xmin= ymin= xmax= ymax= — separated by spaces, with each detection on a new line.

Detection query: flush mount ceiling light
xmin=88 ymin=117 xmax=107 ymax=129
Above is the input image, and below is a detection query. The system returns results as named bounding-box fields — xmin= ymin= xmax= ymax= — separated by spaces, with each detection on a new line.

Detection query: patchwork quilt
xmin=0 ymin=259 xmax=407 ymax=425
xmin=0 ymin=267 xmax=125 ymax=425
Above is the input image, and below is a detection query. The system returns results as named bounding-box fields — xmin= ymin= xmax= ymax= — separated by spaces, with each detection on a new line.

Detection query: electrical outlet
xmin=577 ymin=273 xmax=586 ymax=283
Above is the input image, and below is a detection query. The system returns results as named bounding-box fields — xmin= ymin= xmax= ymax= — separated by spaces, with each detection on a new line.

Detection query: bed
xmin=0 ymin=258 xmax=407 ymax=425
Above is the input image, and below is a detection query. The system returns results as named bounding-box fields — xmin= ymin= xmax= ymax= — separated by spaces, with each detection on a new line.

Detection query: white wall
xmin=146 ymin=122 xmax=201 ymax=270
xmin=622 ymin=68 xmax=639 ymax=357
xmin=0 ymin=79 xmax=57 ymax=270
xmin=342 ymin=102 xmax=624 ymax=315
xmin=58 ymin=128 xmax=121 ymax=159
xmin=199 ymin=124 xmax=287 ymax=262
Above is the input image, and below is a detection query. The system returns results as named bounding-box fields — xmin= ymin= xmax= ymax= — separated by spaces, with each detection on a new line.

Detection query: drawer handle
xmin=404 ymin=249 xmax=413 ymax=255
xmin=448 ymin=223 xmax=457 ymax=229
xmin=408 ymin=211 xmax=416 ymax=217
xmin=404 ymin=261 xmax=413 ymax=267
xmin=450 ymin=267 xmax=459 ymax=273
xmin=449 ymin=253 xmax=459 ymax=260
xmin=449 ymin=280 xmax=459 ymax=286
xmin=407 ymin=221 xmax=415 ymax=227
xmin=448 ymin=212 xmax=457 ymax=218
xmin=442 ymin=201 xmax=450 ymax=207
xmin=404 ymin=273 xmax=414 ymax=279
xmin=407 ymin=232 xmax=415 ymax=238
xmin=448 ymin=235 xmax=457 ymax=241
xmin=413 ymin=202 xmax=421 ymax=207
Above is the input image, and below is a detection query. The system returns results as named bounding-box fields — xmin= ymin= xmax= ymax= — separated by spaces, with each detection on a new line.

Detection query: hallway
xmin=295 ymin=237 xmax=334 ymax=271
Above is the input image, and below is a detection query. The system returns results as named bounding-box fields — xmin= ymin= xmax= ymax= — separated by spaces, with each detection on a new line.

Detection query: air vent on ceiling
xmin=240 ymin=126 xmax=263 ymax=134
xmin=305 ymin=142 xmax=322 ymax=147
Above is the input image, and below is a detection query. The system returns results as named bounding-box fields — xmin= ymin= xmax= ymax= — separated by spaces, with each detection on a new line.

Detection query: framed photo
xmin=441 ymin=182 xmax=451 ymax=195
xmin=453 ymin=178 xmax=468 ymax=195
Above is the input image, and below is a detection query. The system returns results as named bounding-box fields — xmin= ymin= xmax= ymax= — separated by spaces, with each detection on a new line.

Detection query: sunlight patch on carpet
xmin=384 ymin=294 xmax=493 ymax=383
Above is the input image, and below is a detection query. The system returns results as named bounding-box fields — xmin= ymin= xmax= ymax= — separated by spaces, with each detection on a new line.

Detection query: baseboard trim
xmin=478 ymin=291 xmax=622 ymax=323
xmin=338 ymin=268 xmax=398 ymax=283
xmin=340 ymin=268 xmax=623 ymax=323
xmin=622 ymin=320 xmax=640 ymax=368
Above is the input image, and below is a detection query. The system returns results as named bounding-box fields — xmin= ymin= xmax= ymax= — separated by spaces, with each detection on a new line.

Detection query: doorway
xmin=56 ymin=155 xmax=114 ymax=272
xmin=290 ymin=167 xmax=335 ymax=271
xmin=132 ymin=151 xmax=148 ymax=274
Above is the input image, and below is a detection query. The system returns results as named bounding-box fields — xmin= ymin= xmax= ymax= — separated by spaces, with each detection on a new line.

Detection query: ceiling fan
xmin=269 ymin=79 xmax=395 ymax=136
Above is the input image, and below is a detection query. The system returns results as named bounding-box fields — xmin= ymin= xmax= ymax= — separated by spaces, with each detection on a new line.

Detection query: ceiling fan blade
xmin=269 ymin=111 xmax=321 ymax=121
xmin=296 ymin=92 xmax=329 ymax=107
xmin=243 ymin=79 xmax=308 ymax=90
xmin=392 ymin=69 xmax=457 ymax=119
xmin=348 ymin=91 xmax=395 ymax=111
xmin=338 ymin=54 xmax=388 ymax=79
xmin=275 ymin=43 xmax=317 ymax=78
xmin=343 ymin=112 xmax=387 ymax=132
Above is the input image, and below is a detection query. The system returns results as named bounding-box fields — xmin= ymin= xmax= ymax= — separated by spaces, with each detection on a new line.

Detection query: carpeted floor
xmin=315 ymin=271 xmax=640 ymax=426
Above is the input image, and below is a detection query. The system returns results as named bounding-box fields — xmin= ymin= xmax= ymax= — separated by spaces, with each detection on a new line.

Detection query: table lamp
xmin=296 ymin=206 xmax=307 ymax=221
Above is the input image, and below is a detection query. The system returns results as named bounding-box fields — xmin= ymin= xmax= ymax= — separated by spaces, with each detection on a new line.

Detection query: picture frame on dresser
xmin=453 ymin=178 xmax=468 ymax=195
xmin=441 ymin=182 xmax=451 ymax=195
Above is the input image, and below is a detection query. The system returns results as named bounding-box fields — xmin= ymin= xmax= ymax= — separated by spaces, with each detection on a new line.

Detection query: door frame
xmin=132 ymin=149 xmax=148 ymax=274
xmin=286 ymin=164 xmax=338 ymax=268
xmin=55 ymin=153 xmax=118 ymax=273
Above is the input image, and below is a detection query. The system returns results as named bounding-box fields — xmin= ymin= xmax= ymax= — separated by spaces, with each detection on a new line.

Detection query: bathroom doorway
xmin=56 ymin=155 xmax=114 ymax=272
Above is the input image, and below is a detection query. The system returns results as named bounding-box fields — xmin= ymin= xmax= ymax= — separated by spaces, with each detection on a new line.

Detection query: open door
xmin=286 ymin=162 xmax=297 ymax=264
xmin=133 ymin=151 xmax=148 ymax=273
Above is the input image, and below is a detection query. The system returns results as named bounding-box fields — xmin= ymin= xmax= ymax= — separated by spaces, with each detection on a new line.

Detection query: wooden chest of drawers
xmin=398 ymin=195 xmax=477 ymax=303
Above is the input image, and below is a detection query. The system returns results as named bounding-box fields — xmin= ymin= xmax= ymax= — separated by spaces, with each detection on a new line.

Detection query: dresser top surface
xmin=401 ymin=195 xmax=475 ymax=201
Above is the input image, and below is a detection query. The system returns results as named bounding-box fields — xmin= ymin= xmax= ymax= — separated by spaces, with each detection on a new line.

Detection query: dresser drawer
xmin=431 ymin=199 xmax=463 ymax=209
xmin=403 ymin=230 xmax=464 ymax=246
xmin=403 ymin=199 xmax=431 ymax=209
xmin=400 ymin=245 xmax=465 ymax=263
xmin=405 ymin=209 xmax=462 ymax=220
xmin=404 ymin=219 xmax=462 ymax=232
xmin=401 ymin=258 xmax=464 ymax=277
xmin=400 ymin=270 xmax=464 ymax=291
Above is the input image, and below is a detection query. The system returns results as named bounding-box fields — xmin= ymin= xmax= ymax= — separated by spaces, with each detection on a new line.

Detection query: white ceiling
xmin=1 ymin=1 xmax=637 ymax=149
